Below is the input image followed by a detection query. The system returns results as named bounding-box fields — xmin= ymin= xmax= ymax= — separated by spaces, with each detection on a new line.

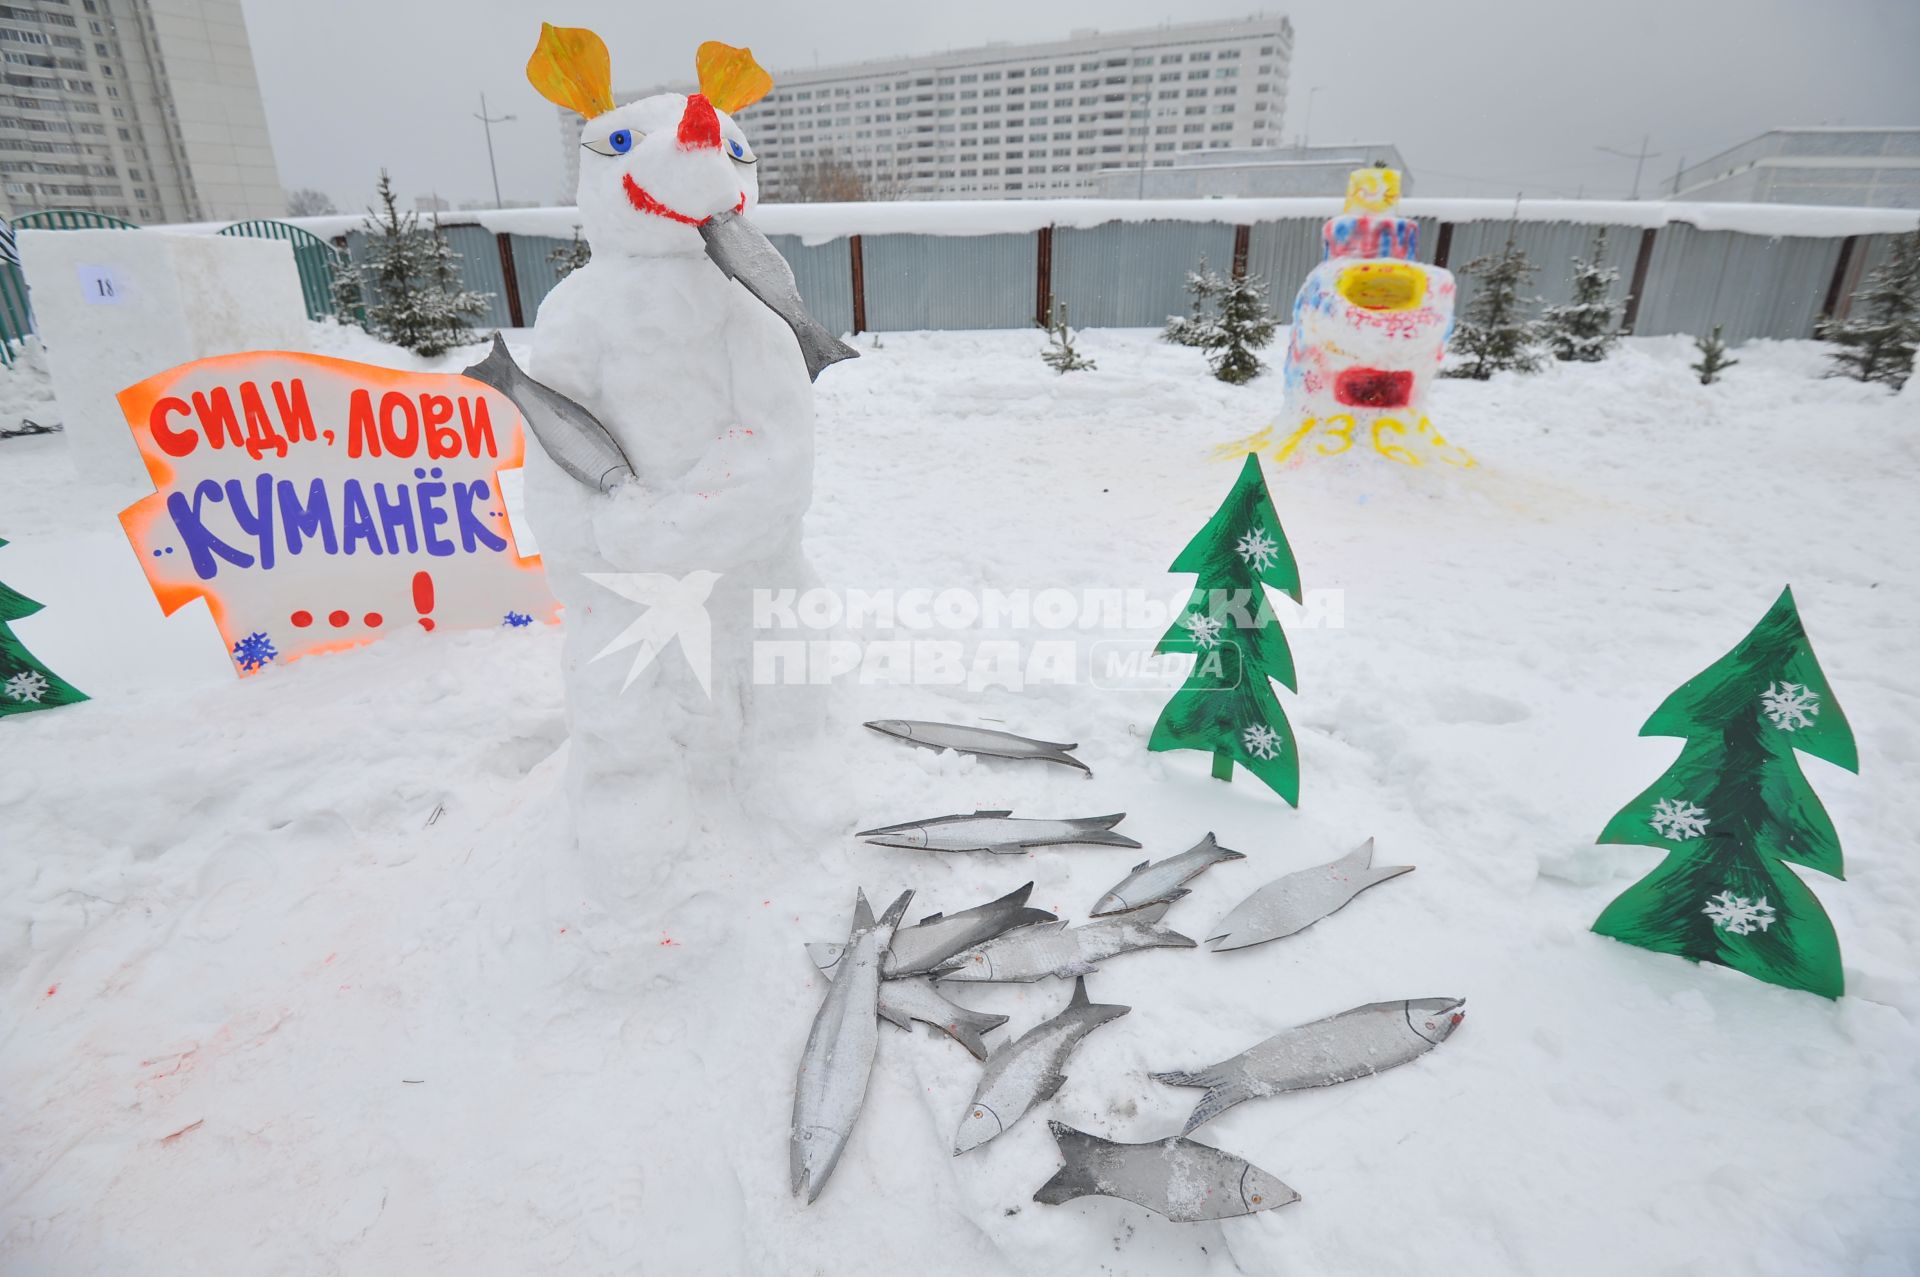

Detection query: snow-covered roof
xmin=157 ymin=196 xmax=1918 ymax=247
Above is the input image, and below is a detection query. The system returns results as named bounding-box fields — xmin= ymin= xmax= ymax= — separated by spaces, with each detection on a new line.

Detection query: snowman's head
xmin=529 ymin=27 xmax=773 ymax=258
xmin=575 ymin=94 xmax=758 ymax=256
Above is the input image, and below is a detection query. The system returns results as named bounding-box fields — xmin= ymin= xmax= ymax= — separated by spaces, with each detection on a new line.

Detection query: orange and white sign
xmin=117 ymin=351 xmax=557 ymax=675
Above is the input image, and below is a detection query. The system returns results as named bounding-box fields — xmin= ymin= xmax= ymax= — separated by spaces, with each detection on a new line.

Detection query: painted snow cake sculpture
xmin=510 ymin=26 xmax=850 ymax=892
xmin=1275 ymin=167 xmax=1471 ymax=468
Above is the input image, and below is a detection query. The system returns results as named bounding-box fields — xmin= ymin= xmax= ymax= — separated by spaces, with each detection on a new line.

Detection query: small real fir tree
xmin=1205 ymin=272 xmax=1278 ymax=385
xmin=1040 ymin=301 xmax=1096 ymax=373
xmin=548 ymin=224 xmax=592 ymax=280
xmin=1150 ymin=453 xmax=1302 ymax=804
xmin=327 ymin=246 xmax=365 ymax=328
xmin=360 ymin=170 xmax=491 ymax=357
xmin=1163 ymin=259 xmax=1225 ymax=348
xmin=1444 ymin=225 xmax=1545 ymax=380
xmin=1692 ymin=325 xmax=1737 ymax=385
xmin=1541 ymin=228 xmax=1623 ymax=362
xmin=1821 ymin=228 xmax=1920 ymax=390
xmin=1 ymin=537 xmax=87 ymax=718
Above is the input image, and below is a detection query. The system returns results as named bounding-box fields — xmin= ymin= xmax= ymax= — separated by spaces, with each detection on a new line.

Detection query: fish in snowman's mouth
xmin=621 ymin=173 xmax=746 ymax=228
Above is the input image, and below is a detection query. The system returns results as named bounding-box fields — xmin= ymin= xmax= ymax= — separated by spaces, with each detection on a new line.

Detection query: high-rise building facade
xmin=0 ymin=0 xmax=283 ymax=223
xmin=559 ymin=15 xmax=1293 ymax=203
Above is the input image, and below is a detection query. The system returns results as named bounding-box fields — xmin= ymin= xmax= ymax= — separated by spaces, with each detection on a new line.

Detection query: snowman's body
xmin=524 ymin=90 xmax=820 ymax=896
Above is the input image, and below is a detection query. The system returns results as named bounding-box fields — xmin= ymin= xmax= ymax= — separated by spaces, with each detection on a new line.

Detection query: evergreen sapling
xmin=1040 ymin=301 xmax=1095 ymax=373
xmin=1444 ymin=226 xmax=1544 ymax=379
xmin=328 ymin=246 xmax=365 ymax=328
xmin=1541 ymin=228 xmax=1623 ymax=362
xmin=360 ymin=170 xmax=491 ymax=357
xmin=1821 ymin=228 xmax=1920 ymax=390
xmin=1205 ymin=272 xmax=1278 ymax=385
xmin=1163 ymin=259 xmax=1225 ymax=348
xmin=1692 ymin=325 xmax=1737 ymax=385
xmin=549 ymin=224 xmax=592 ymax=280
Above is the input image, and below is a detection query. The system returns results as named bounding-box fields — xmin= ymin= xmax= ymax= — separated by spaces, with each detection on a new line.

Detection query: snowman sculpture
xmin=489 ymin=28 xmax=854 ymax=897
xmin=1279 ymin=166 xmax=1473 ymax=468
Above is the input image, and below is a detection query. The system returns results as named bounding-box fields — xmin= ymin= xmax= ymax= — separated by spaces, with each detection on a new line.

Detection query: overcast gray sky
xmin=239 ymin=0 xmax=1920 ymax=211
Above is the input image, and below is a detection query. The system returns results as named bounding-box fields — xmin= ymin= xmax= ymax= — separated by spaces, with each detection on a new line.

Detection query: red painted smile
xmin=622 ymin=174 xmax=747 ymax=227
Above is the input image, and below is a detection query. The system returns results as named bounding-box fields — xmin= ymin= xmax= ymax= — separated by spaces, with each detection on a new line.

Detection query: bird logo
xmin=583 ymin=570 xmax=720 ymax=697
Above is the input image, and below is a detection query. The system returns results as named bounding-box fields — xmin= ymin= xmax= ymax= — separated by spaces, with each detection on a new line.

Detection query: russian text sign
xmin=117 ymin=351 xmax=556 ymax=675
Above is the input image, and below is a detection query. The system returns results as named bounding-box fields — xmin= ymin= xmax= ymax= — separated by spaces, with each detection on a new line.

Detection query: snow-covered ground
xmin=3 ymin=326 xmax=1917 ymax=1275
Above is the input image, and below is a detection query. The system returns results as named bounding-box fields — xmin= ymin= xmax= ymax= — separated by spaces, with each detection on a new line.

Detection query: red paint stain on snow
xmin=558 ymin=927 xmax=568 ymax=935
xmin=658 ymin=935 xmax=680 ymax=947
xmin=161 ymin=1119 xmax=204 ymax=1145
xmin=44 ymin=983 xmax=57 ymax=998
xmin=323 ymin=953 xmax=337 ymax=965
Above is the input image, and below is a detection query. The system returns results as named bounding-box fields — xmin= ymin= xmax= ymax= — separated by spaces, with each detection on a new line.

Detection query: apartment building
xmin=0 ymin=0 xmax=283 ymax=223
xmin=558 ymin=15 xmax=1293 ymax=202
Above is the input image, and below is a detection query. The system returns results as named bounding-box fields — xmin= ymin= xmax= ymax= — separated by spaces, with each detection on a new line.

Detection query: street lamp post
xmin=1301 ymin=84 xmax=1324 ymax=148
xmin=1596 ymin=134 xmax=1662 ymax=201
xmin=474 ymin=92 xmax=516 ymax=210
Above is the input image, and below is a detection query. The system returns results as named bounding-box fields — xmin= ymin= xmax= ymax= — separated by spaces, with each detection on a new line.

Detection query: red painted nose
xmin=677 ymin=93 xmax=721 ymax=151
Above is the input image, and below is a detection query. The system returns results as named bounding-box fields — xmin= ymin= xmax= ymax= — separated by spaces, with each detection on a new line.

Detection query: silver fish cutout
xmin=807 ymin=880 xmax=1058 ymax=979
xmin=1091 ymin=833 xmax=1247 ymax=917
xmin=858 ymin=810 xmax=1139 ymax=855
xmin=1153 ymin=998 xmax=1467 ymax=1134
xmin=460 ymin=333 xmax=635 ymax=492
xmin=879 ymin=978 xmax=1010 ymax=1061
xmin=791 ymin=888 xmax=912 ymax=1204
xmin=1208 ymin=838 xmax=1413 ymax=953
xmin=934 ymin=900 xmax=1195 ymax=983
xmin=953 ymin=977 xmax=1129 ymax=1154
xmin=810 ymin=957 xmax=1009 ymax=1061
xmin=1032 ymin=1122 xmax=1299 ymax=1223
xmin=699 ymin=208 xmax=859 ymax=382
xmin=865 ymin=719 xmax=1091 ymax=776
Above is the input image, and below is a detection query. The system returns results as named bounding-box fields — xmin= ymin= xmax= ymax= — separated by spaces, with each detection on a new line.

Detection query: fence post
xmin=848 ymin=234 xmax=867 ymax=335
xmin=1619 ymin=227 xmax=1659 ymax=334
xmin=495 ymin=232 xmax=525 ymax=328
xmin=1231 ymin=225 xmax=1251 ymax=279
xmin=1035 ymin=225 xmax=1054 ymax=327
xmin=1432 ymin=222 xmax=1454 ymax=270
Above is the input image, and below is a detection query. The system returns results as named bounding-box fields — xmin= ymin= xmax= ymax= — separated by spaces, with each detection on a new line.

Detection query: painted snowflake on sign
xmin=503 ymin=611 xmax=534 ymax=628
xmin=1234 ymin=527 xmax=1281 ymax=571
xmin=232 ymin=631 xmax=278 ymax=672
xmin=1242 ymin=722 xmax=1282 ymax=760
xmin=1649 ymin=797 xmax=1710 ymax=841
xmin=1181 ymin=612 xmax=1224 ymax=650
xmin=1759 ymin=680 xmax=1819 ymax=731
xmin=4 ymin=670 xmax=50 ymax=703
xmin=1703 ymin=891 xmax=1776 ymax=936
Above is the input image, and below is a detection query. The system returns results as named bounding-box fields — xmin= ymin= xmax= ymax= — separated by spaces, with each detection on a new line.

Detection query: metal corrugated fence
xmin=2 ymin=205 xmax=1911 ymax=364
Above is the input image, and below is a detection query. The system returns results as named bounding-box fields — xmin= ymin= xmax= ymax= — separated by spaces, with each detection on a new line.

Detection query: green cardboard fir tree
xmin=1592 ymin=587 xmax=1856 ymax=998
xmin=1149 ymin=453 xmax=1301 ymax=804
xmin=1 ymin=537 xmax=87 ymax=719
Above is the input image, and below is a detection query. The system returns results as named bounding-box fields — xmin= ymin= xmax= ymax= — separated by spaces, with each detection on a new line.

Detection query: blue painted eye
xmin=610 ymin=129 xmax=633 ymax=154
xmin=728 ymin=139 xmax=744 ymax=158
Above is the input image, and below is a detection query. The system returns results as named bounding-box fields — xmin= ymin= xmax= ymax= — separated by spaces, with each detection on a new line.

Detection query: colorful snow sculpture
xmin=1275 ymin=168 xmax=1472 ymax=468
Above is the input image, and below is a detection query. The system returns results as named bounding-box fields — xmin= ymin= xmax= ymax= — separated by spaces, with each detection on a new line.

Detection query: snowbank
xmin=1 ymin=328 xmax=1916 ymax=1274
xmin=158 ymin=196 xmax=1920 ymax=247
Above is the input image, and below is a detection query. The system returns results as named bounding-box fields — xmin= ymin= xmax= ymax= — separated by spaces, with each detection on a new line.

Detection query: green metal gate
xmin=217 ymin=219 xmax=340 ymax=320
xmin=0 ymin=209 xmax=142 ymax=366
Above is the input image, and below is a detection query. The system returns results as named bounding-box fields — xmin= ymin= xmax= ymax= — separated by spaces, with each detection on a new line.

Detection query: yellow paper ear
xmin=696 ymin=41 xmax=773 ymax=114
xmin=528 ymin=23 xmax=615 ymax=119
